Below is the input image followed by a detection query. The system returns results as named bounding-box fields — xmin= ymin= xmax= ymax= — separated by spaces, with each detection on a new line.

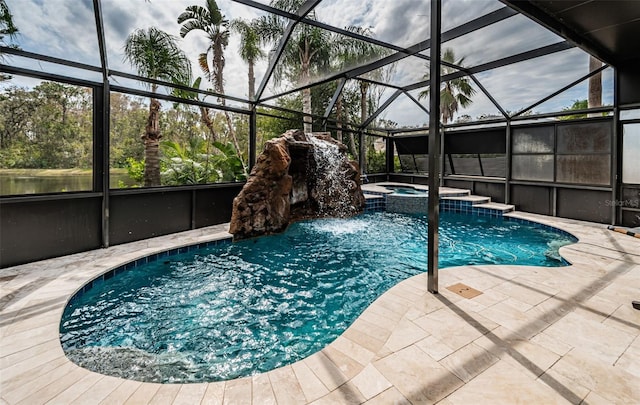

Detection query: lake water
xmin=0 ymin=172 xmax=138 ymax=195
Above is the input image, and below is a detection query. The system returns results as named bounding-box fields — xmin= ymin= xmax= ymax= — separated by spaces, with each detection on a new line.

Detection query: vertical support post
xmin=611 ymin=68 xmax=620 ymax=225
xmin=94 ymin=0 xmax=110 ymax=248
xmin=505 ymin=120 xmax=511 ymax=204
xmin=386 ymin=134 xmax=395 ymax=178
xmin=427 ymin=0 xmax=441 ymax=294
xmin=552 ymin=124 xmax=558 ymax=217
xmin=440 ymin=128 xmax=446 ymax=186
xmin=614 ymin=120 xmax=622 ymax=225
xmin=100 ymin=83 xmax=110 ymax=248
xmin=249 ymin=107 xmax=258 ymax=171
xmin=359 ymin=131 xmax=366 ymax=175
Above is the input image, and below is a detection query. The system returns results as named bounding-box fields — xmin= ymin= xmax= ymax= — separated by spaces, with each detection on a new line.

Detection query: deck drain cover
xmin=446 ymin=283 xmax=482 ymax=299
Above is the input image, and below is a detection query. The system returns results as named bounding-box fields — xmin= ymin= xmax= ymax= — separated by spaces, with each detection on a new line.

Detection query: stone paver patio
xmin=1 ymin=211 xmax=639 ymax=404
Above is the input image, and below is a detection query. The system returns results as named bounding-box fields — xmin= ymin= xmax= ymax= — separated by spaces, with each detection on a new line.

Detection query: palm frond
xmin=198 ymin=52 xmax=213 ymax=82
xmin=123 ymin=27 xmax=192 ymax=87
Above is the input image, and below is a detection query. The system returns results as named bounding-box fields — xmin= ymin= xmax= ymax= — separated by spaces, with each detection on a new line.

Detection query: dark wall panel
xmin=619 ymin=58 xmax=640 ymax=105
xmin=445 ymin=129 xmax=506 ymax=154
xmin=475 ymin=182 xmax=505 ymax=203
xmin=387 ymin=174 xmax=429 ymax=185
xmin=621 ymin=210 xmax=640 ymax=227
xmin=365 ymin=174 xmax=387 ymax=183
xmin=443 ymin=179 xmax=505 ymax=203
xmin=194 ymin=185 xmax=243 ymax=228
xmin=557 ymin=188 xmax=612 ymax=223
xmin=110 ymin=190 xmax=192 ymax=245
xmin=0 ymin=197 xmax=101 ymax=268
xmin=394 ymin=136 xmax=428 ymax=155
xmin=443 ymin=179 xmax=473 ymax=190
xmin=510 ymin=185 xmax=552 ymax=215
xmin=621 ymin=187 xmax=640 ymax=208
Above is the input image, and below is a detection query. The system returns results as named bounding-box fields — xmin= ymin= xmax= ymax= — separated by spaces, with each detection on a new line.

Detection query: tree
xmin=0 ymin=82 xmax=93 ymax=169
xmin=0 ymin=0 xmax=18 ymax=49
xmin=256 ymin=0 xmax=336 ymax=133
xmin=178 ymin=0 xmax=229 ymax=96
xmin=124 ymin=27 xmax=192 ymax=186
xmin=334 ymin=26 xmax=390 ymax=159
xmin=109 ymin=93 xmax=147 ymax=168
xmin=178 ymin=0 xmax=248 ymax=176
xmin=560 ymin=99 xmax=588 ymax=120
xmin=1 ymin=0 xmax=19 ymax=81
xmin=588 ymin=55 xmax=602 ymax=117
xmin=230 ymin=18 xmax=265 ymax=101
xmin=419 ymin=48 xmax=475 ymax=124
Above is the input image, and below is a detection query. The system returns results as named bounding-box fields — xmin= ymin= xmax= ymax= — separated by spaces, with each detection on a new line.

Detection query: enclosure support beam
xmin=249 ymin=107 xmax=257 ymax=170
xmin=254 ymin=0 xmax=322 ymax=103
xmin=512 ymin=63 xmax=610 ymax=118
xmin=322 ymin=78 xmax=347 ymax=127
xmin=256 ymin=7 xmax=516 ymax=105
xmin=427 ymin=0 xmax=441 ymax=294
xmin=612 ymin=69 xmax=620 ymax=225
xmin=361 ymin=89 xmax=402 ymax=129
xmin=505 ymin=120 xmax=512 ymax=205
xmin=94 ymin=0 xmax=110 ymax=248
xmin=469 ymin=74 xmax=508 ymax=118
xmin=359 ymin=131 xmax=366 ymax=176
xmin=385 ymin=136 xmax=394 ymax=177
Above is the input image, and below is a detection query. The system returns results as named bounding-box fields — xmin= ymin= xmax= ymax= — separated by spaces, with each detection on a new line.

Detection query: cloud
xmin=4 ymin=0 xmax=609 ymax=126
xmin=443 ymin=13 xmax=564 ymax=67
xmin=8 ymin=0 xmax=100 ymax=65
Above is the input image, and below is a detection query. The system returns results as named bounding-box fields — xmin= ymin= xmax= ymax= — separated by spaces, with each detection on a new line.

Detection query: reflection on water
xmin=0 ymin=172 xmax=138 ymax=195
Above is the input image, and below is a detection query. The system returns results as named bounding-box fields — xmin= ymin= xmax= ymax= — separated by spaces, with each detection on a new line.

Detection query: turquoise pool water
xmin=60 ymin=212 xmax=575 ymax=383
xmin=383 ymin=185 xmax=427 ymax=195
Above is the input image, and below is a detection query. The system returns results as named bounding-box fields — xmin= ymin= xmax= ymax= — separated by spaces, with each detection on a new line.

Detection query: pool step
xmin=439 ymin=195 xmax=515 ymax=217
xmin=441 ymin=195 xmax=491 ymax=204
xmin=362 ymin=184 xmax=517 ymax=217
xmin=475 ymin=202 xmax=515 ymax=213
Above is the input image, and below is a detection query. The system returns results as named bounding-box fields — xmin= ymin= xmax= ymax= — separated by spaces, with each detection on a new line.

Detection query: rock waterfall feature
xmin=229 ymin=129 xmax=366 ymax=240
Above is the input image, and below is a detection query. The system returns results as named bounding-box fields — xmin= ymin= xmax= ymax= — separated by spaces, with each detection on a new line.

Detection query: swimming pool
xmin=60 ymin=211 xmax=575 ymax=383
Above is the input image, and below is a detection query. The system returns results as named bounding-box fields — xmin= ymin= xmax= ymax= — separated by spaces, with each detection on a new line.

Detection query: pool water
xmin=60 ymin=212 xmax=575 ymax=383
xmin=384 ymin=185 xmax=427 ymax=195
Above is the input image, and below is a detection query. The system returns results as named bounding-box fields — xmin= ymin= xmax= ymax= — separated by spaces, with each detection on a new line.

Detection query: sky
xmin=3 ymin=0 xmax=614 ymax=128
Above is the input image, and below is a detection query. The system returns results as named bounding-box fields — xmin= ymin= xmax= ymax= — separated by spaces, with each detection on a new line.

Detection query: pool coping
xmin=2 ymin=211 xmax=640 ymax=404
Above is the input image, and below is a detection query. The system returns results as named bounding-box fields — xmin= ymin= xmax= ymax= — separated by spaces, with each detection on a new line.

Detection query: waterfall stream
xmin=309 ymin=135 xmax=359 ymax=217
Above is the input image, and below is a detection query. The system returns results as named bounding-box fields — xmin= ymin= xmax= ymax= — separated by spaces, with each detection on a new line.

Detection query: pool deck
xmin=1 ymin=211 xmax=639 ymax=404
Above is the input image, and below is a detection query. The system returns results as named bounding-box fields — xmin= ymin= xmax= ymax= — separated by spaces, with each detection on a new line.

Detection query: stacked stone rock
xmin=229 ymin=129 xmax=365 ymax=240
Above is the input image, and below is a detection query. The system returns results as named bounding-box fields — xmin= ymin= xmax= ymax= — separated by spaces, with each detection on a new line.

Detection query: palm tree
xmin=178 ymin=0 xmax=229 ymax=95
xmin=256 ymin=0 xmax=336 ymax=133
xmin=178 ymin=0 xmax=247 ymax=176
xmin=230 ymin=18 xmax=265 ymax=101
xmin=588 ymin=55 xmax=602 ymax=117
xmin=419 ymin=48 xmax=475 ymax=124
xmin=124 ymin=27 xmax=192 ymax=187
xmin=0 ymin=0 xmax=17 ymax=45
xmin=1 ymin=0 xmax=19 ymax=80
xmin=335 ymin=26 xmax=390 ymax=158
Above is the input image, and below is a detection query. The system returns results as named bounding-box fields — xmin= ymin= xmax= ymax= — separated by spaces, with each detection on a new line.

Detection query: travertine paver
xmin=1 ymin=212 xmax=640 ymax=404
xmin=251 ymin=373 xmax=277 ymax=405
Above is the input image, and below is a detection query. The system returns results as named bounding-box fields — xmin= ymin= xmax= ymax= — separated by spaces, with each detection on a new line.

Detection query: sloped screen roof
xmin=1 ymin=0 xmax=617 ymax=131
